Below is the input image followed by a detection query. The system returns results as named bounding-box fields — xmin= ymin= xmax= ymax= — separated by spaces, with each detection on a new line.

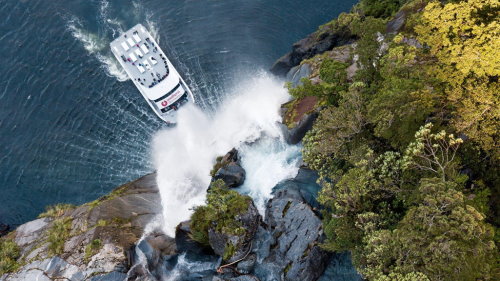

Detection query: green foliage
xmin=38 ymin=203 xmax=75 ymax=218
xmin=319 ymin=59 xmax=349 ymax=86
xmin=47 ymin=217 xmax=73 ymax=256
xmin=287 ymin=78 xmax=334 ymax=103
xmin=287 ymin=57 xmax=349 ymax=106
xmin=358 ymin=0 xmax=410 ymax=18
xmin=0 ymin=238 xmax=20 ymax=275
xmin=394 ymin=179 xmax=495 ymax=280
xmin=223 ymin=242 xmax=236 ymax=261
xmin=84 ymin=239 xmax=102 ymax=262
xmin=357 ymin=178 xmax=497 ymax=280
xmin=351 ymin=17 xmax=386 ymax=87
xmin=299 ymin=0 xmax=500 ymax=280
xmin=374 ymin=272 xmax=430 ymax=281
xmin=303 ymin=82 xmax=368 ymax=171
xmin=402 ymin=123 xmax=463 ymax=181
xmin=414 ymin=0 xmax=500 ymax=158
xmin=210 ymin=156 xmax=226 ymax=177
xmin=367 ymin=35 xmax=438 ymax=148
xmin=190 ymin=180 xmax=251 ymax=246
xmin=317 ymin=12 xmax=360 ymax=39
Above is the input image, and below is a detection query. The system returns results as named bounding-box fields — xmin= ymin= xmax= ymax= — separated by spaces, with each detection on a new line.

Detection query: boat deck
xmin=110 ymin=25 xmax=169 ymax=90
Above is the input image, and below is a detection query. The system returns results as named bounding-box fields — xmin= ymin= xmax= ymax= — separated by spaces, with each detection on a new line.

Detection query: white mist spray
xmin=152 ymin=73 xmax=299 ymax=236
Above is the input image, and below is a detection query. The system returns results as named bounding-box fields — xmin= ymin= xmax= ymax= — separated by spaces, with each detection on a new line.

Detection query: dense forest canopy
xmin=291 ymin=0 xmax=499 ymax=280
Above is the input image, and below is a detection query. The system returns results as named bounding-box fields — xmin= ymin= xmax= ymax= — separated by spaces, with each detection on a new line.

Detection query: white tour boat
xmin=110 ymin=24 xmax=194 ymax=123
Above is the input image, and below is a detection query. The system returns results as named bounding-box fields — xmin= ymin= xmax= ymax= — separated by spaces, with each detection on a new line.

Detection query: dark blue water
xmin=0 ymin=0 xmax=357 ymax=227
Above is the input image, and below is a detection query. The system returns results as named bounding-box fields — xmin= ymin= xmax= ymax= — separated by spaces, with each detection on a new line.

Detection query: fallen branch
xmin=216 ymin=241 xmax=253 ymax=274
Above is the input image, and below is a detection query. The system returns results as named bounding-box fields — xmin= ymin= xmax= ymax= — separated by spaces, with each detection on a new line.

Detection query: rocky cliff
xmin=1 ymin=174 xmax=162 ymax=281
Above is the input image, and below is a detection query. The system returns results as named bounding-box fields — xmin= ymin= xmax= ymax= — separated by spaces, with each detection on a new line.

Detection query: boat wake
xmin=65 ymin=0 xmax=160 ymax=82
xmin=152 ymin=72 xmax=300 ymax=236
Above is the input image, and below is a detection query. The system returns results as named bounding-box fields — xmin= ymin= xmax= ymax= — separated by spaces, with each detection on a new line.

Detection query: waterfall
xmin=152 ymin=72 xmax=299 ymax=236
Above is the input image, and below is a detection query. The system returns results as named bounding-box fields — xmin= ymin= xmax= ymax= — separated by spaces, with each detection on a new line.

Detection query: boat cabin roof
xmin=110 ymin=24 xmax=177 ymax=100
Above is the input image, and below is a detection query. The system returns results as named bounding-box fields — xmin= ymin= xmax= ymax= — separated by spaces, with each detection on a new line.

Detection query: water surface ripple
xmin=0 ymin=0 xmax=356 ymax=226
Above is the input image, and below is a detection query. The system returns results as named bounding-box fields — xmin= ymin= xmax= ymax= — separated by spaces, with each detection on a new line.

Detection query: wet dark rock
xmin=208 ymin=201 xmax=261 ymax=263
xmin=318 ymin=252 xmax=363 ymax=281
xmin=253 ymin=172 xmax=329 ymax=281
xmin=212 ymin=275 xmax=260 ymax=281
xmin=283 ymin=111 xmax=319 ymax=145
xmin=285 ymin=63 xmax=312 ymax=88
xmin=386 ymin=9 xmax=407 ymax=34
xmin=144 ymin=231 xmax=177 ymax=256
xmin=214 ymin=163 xmax=246 ymax=188
xmin=272 ymin=167 xmax=322 ymax=210
xmin=136 ymin=231 xmax=177 ymax=273
xmin=280 ymin=94 xmax=320 ymax=145
xmin=270 ymin=27 xmax=355 ymax=76
xmin=236 ymin=253 xmax=257 ymax=274
xmin=212 ymin=148 xmax=246 ymax=188
xmin=175 ymin=220 xmax=213 ymax=255
xmin=0 ymin=222 xmax=10 ymax=236
xmin=126 ymin=263 xmax=157 ymax=281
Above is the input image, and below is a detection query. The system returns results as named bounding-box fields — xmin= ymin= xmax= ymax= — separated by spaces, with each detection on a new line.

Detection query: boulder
xmin=285 ymin=63 xmax=312 ymax=88
xmin=175 ymin=221 xmax=213 ymax=255
xmin=135 ymin=231 xmax=177 ymax=274
xmin=270 ymin=26 xmax=356 ymax=76
xmin=143 ymin=231 xmax=177 ymax=256
xmin=236 ymin=253 xmax=257 ymax=274
xmin=284 ymin=111 xmax=319 ymax=145
xmin=212 ymin=149 xmax=246 ymax=188
xmin=214 ymin=163 xmax=246 ymax=188
xmin=253 ymin=173 xmax=329 ymax=281
xmin=280 ymin=96 xmax=320 ymax=144
xmin=208 ymin=201 xmax=261 ymax=263
xmin=386 ymin=9 xmax=407 ymax=34
xmin=272 ymin=167 xmax=322 ymax=210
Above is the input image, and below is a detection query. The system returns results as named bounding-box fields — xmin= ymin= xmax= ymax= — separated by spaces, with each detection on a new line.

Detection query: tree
xmin=190 ymin=180 xmax=251 ymax=245
xmin=358 ymin=0 xmax=410 ymax=19
xmin=367 ymin=36 xmax=438 ymax=148
xmin=351 ymin=17 xmax=387 ymax=87
xmin=303 ymin=82 xmax=368 ymax=171
xmin=393 ymin=178 xmax=496 ymax=281
xmin=358 ymin=178 xmax=496 ymax=281
xmin=415 ymin=0 xmax=500 ymax=158
xmin=403 ymin=123 xmax=463 ymax=181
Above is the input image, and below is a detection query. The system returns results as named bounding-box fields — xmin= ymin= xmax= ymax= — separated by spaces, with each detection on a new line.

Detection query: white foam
xmin=238 ymin=137 xmax=301 ymax=213
xmin=66 ymin=17 xmax=129 ymax=81
xmin=152 ymin=73 xmax=298 ymax=236
xmin=67 ymin=18 xmax=106 ymax=54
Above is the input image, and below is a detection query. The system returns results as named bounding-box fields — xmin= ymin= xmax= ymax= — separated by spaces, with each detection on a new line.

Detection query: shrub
xmin=84 ymin=239 xmax=102 ymax=262
xmin=210 ymin=156 xmax=226 ymax=177
xmin=38 ymin=203 xmax=75 ymax=218
xmin=47 ymin=217 xmax=73 ymax=256
xmin=0 ymin=238 xmax=20 ymax=275
xmin=190 ymin=180 xmax=251 ymax=246
xmin=358 ymin=0 xmax=410 ymax=18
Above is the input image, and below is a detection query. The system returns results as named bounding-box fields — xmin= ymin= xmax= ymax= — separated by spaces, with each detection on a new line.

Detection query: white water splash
xmin=164 ymin=253 xmax=219 ymax=281
xmin=238 ymin=137 xmax=301 ymax=213
xmin=65 ymin=0 xmax=161 ymax=82
xmin=66 ymin=17 xmax=129 ymax=81
xmin=152 ymin=73 xmax=299 ymax=236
